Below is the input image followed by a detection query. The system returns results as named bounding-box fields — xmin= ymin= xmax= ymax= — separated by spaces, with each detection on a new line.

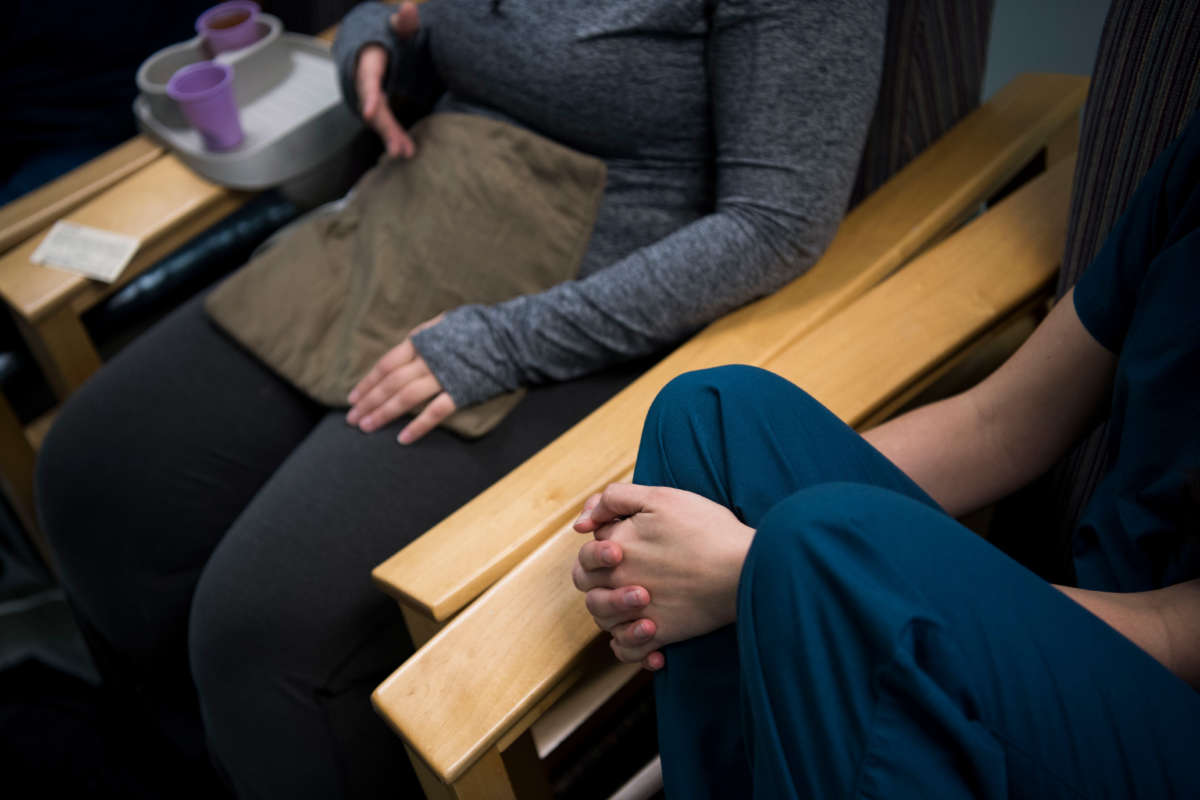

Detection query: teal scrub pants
xmin=636 ymin=366 xmax=1200 ymax=798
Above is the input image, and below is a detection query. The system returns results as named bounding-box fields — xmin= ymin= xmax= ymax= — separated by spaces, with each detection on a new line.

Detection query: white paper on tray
xmin=31 ymin=221 xmax=140 ymax=283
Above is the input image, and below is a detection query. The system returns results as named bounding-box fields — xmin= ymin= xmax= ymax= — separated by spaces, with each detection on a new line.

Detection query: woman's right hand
xmin=355 ymin=1 xmax=421 ymax=158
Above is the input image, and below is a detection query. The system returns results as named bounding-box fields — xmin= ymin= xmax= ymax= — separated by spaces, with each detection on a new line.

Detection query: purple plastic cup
xmin=167 ymin=61 xmax=244 ymax=151
xmin=196 ymin=1 xmax=262 ymax=54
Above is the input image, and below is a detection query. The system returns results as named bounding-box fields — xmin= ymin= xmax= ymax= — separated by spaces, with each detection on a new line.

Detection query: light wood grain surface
xmin=0 ymin=156 xmax=247 ymax=322
xmin=0 ymin=137 xmax=164 ymax=255
xmin=373 ymin=149 xmax=1076 ymax=786
xmin=14 ymin=305 xmax=103 ymax=399
xmin=772 ymin=157 xmax=1075 ymax=423
xmin=372 ymin=72 xmax=1090 ymax=623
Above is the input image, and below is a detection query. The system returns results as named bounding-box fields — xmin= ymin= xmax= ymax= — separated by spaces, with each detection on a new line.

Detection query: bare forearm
xmin=864 ymin=391 xmax=1018 ymax=517
xmin=1057 ymin=579 xmax=1200 ymax=689
xmin=1152 ymin=579 xmax=1200 ymax=688
xmin=864 ymin=293 xmax=1115 ymax=518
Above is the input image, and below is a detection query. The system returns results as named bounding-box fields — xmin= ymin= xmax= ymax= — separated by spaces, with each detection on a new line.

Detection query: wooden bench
xmin=366 ymin=73 xmax=1087 ymax=797
xmin=0 ymin=41 xmax=1082 ymax=796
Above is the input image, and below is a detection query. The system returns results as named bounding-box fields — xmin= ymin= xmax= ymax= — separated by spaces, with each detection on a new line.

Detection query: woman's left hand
xmin=346 ymin=314 xmax=456 ymax=444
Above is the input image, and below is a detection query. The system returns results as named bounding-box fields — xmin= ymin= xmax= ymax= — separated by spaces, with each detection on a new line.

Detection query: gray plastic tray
xmin=134 ymin=14 xmax=361 ymax=190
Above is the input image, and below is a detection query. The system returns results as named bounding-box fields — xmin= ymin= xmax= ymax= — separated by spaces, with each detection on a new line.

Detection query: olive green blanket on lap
xmin=206 ymin=113 xmax=606 ymax=437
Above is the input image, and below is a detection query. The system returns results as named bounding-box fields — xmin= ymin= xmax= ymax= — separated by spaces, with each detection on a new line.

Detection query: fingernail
xmin=623 ymin=588 xmax=643 ymax=607
xmin=345 ymin=411 xmax=358 ymax=425
xmin=397 ymin=430 xmax=413 ymax=445
xmin=636 ymin=622 xmax=650 ymax=638
xmin=360 ymin=417 xmax=374 ymax=431
xmin=602 ymin=546 xmax=619 ymax=566
xmin=574 ymin=509 xmax=590 ymax=526
xmin=348 ymin=390 xmax=359 ymax=403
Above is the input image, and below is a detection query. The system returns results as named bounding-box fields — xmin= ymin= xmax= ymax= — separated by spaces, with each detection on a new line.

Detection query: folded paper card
xmin=31 ymin=221 xmax=141 ymax=283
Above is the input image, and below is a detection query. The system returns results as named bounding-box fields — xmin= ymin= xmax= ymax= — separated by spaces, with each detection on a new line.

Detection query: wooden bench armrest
xmin=0 ymin=156 xmax=249 ymax=323
xmin=0 ymin=137 xmax=165 ymax=256
xmin=372 ymin=72 xmax=1089 ymax=624
xmin=374 ymin=153 xmax=1076 ymax=786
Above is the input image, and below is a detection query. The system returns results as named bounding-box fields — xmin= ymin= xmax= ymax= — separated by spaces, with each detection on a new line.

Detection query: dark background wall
xmin=983 ymin=0 xmax=1109 ymax=99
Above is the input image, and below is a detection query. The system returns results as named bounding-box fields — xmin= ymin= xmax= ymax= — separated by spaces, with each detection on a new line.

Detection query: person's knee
xmin=642 ymin=365 xmax=830 ymax=446
xmin=646 ymin=365 xmax=798 ymax=424
xmin=638 ymin=365 xmax=815 ymax=483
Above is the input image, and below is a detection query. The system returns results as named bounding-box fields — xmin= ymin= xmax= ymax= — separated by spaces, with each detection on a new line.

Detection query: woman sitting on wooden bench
xmin=574 ymin=111 xmax=1200 ymax=797
xmin=34 ymin=0 xmax=891 ymax=797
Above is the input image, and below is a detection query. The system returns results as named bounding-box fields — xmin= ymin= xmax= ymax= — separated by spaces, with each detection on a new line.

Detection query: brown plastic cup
xmin=196 ymin=1 xmax=262 ymax=54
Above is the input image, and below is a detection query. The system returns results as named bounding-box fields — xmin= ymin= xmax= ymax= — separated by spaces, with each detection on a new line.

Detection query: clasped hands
xmin=572 ymin=484 xmax=755 ymax=671
xmin=346 ymin=314 xmax=455 ymax=444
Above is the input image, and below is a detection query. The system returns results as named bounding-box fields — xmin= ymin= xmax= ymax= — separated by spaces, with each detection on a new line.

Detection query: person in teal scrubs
xmin=573 ymin=110 xmax=1200 ymax=797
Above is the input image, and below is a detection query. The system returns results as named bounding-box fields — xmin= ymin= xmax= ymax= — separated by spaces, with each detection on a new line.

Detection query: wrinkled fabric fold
xmin=205 ymin=112 xmax=605 ymax=437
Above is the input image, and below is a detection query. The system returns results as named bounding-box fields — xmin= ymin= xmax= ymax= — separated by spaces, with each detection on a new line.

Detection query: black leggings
xmin=36 ymin=293 xmax=650 ymax=798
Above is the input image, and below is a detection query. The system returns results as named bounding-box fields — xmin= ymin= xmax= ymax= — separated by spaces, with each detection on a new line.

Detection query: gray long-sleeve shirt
xmin=334 ymin=0 xmax=885 ymax=408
